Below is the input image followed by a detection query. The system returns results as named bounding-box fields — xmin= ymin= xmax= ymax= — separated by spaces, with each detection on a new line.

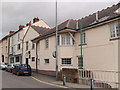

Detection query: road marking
xmin=31 ymin=76 xmax=68 ymax=88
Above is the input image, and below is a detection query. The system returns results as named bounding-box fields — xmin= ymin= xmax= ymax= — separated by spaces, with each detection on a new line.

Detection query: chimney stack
xmin=96 ymin=12 xmax=99 ymax=22
xmin=19 ymin=25 xmax=25 ymax=30
xmin=33 ymin=17 xmax=39 ymax=23
xmin=26 ymin=21 xmax=31 ymax=26
xmin=9 ymin=31 xmax=15 ymax=35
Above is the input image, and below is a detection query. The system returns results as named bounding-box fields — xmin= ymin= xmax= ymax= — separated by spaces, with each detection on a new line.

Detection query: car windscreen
xmin=21 ymin=64 xmax=31 ymax=69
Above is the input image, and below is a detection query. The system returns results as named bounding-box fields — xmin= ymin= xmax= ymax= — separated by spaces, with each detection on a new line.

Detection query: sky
xmin=1 ymin=0 xmax=120 ymax=39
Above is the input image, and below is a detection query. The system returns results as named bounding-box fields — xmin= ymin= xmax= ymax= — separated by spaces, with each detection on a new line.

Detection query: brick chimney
xmin=19 ymin=25 xmax=25 ymax=30
xmin=9 ymin=31 xmax=15 ymax=35
xmin=33 ymin=17 xmax=39 ymax=23
xmin=26 ymin=21 xmax=31 ymax=26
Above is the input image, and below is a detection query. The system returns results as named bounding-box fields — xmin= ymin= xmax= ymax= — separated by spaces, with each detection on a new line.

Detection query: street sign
xmin=52 ymin=51 xmax=56 ymax=58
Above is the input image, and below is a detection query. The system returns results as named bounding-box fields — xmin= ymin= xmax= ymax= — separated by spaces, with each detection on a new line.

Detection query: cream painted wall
xmin=23 ymin=27 xmax=40 ymax=69
xmin=1 ymin=37 xmax=9 ymax=63
xmin=32 ymin=20 xmax=50 ymax=28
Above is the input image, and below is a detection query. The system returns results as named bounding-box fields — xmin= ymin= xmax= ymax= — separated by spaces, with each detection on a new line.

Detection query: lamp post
xmin=55 ymin=0 xmax=58 ymax=80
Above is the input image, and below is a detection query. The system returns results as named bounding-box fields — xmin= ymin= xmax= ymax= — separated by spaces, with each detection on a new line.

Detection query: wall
xmin=23 ymin=27 xmax=39 ymax=69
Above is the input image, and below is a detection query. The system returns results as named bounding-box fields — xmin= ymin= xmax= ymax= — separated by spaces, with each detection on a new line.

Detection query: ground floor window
xmin=16 ymin=56 xmax=19 ymax=62
xmin=62 ymin=58 xmax=71 ymax=65
xmin=10 ymin=57 xmax=14 ymax=63
xmin=44 ymin=59 xmax=49 ymax=64
xmin=32 ymin=57 xmax=35 ymax=62
xmin=78 ymin=56 xmax=83 ymax=69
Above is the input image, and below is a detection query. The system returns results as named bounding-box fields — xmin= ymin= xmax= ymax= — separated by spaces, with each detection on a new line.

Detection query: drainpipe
xmin=79 ymin=22 xmax=83 ymax=69
xmin=36 ymin=41 xmax=38 ymax=73
xmin=21 ymin=39 xmax=23 ymax=65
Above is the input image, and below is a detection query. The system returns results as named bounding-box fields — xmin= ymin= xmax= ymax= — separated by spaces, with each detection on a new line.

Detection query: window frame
xmin=44 ymin=59 xmax=49 ymax=64
xmin=61 ymin=58 xmax=72 ymax=65
xmin=45 ymin=38 xmax=49 ymax=48
xmin=32 ymin=57 xmax=35 ymax=62
xmin=59 ymin=33 xmax=74 ymax=46
xmin=109 ymin=21 xmax=120 ymax=39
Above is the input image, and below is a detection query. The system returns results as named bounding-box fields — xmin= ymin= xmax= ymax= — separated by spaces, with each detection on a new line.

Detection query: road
xmin=1 ymin=70 xmax=62 ymax=88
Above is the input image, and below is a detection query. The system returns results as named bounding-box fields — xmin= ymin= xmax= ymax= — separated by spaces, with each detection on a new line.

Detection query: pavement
xmin=32 ymin=72 xmax=90 ymax=89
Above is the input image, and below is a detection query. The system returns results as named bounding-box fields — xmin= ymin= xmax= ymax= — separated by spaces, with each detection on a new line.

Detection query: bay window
xmin=109 ymin=21 xmax=120 ymax=38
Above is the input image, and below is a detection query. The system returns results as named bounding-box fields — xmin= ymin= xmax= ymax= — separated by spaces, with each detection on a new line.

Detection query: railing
xmin=79 ymin=69 xmax=119 ymax=88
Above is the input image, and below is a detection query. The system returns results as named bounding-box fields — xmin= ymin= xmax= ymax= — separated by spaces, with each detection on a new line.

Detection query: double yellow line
xmin=31 ymin=76 xmax=68 ymax=88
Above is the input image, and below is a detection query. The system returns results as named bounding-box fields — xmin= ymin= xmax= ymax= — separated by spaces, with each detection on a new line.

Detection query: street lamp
xmin=55 ymin=0 xmax=58 ymax=80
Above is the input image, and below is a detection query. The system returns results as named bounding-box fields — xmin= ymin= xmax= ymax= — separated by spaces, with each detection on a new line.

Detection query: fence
xmin=79 ymin=69 xmax=119 ymax=88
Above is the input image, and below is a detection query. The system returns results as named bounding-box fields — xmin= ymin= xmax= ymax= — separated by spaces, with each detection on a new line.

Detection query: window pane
xmin=62 ymin=58 xmax=71 ymax=64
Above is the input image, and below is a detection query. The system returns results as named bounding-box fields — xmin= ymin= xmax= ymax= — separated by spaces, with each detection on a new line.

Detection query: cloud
xmin=1 ymin=1 xmax=119 ymax=39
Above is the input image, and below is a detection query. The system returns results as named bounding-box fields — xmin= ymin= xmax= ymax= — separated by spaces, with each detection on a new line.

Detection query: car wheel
xmin=29 ymin=73 xmax=32 ymax=76
xmin=17 ymin=72 xmax=20 ymax=76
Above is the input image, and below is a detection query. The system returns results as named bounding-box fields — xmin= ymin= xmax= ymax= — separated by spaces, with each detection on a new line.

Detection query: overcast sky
xmin=1 ymin=0 xmax=119 ymax=39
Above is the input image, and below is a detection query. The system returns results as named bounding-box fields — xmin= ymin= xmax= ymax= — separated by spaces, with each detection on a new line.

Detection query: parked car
xmin=0 ymin=62 xmax=7 ymax=70
xmin=6 ymin=63 xmax=17 ymax=73
xmin=12 ymin=64 xmax=32 ymax=76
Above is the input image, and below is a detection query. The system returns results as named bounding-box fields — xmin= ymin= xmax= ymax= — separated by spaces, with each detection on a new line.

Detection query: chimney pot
xmin=19 ymin=25 xmax=25 ymax=30
xmin=33 ymin=17 xmax=39 ymax=23
xmin=9 ymin=31 xmax=15 ymax=35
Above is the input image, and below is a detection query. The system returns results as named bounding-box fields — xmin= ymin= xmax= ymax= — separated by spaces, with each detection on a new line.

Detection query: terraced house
xmin=8 ymin=17 xmax=50 ymax=64
xmin=31 ymin=3 xmax=120 ymax=88
xmin=0 ymin=31 xmax=14 ymax=63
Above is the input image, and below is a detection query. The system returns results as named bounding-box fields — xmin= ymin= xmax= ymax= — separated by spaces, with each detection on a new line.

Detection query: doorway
xmin=26 ymin=58 xmax=28 ymax=65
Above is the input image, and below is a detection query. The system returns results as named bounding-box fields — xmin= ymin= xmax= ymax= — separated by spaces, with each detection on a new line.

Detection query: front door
xmin=26 ymin=58 xmax=28 ymax=65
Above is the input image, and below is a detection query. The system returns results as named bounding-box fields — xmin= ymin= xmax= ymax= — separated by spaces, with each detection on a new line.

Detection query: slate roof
xmin=31 ymin=3 xmax=120 ymax=42
xmin=32 ymin=19 xmax=77 ymax=42
xmin=78 ymin=3 xmax=120 ymax=29
xmin=31 ymin=25 xmax=50 ymax=35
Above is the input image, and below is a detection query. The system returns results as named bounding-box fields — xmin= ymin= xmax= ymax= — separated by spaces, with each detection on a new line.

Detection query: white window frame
xmin=59 ymin=33 xmax=73 ymax=46
xmin=45 ymin=38 xmax=49 ymax=48
xmin=61 ymin=58 xmax=72 ymax=65
xmin=109 ymin=21 xmax=120 ymax=39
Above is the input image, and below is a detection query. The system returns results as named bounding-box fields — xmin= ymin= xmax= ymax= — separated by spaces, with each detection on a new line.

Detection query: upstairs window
xmin=17 ymin=44 xmax=21 ymax=50
xmin=32 ymin=43 xmax=35 ymax=49
xmin=32 ymin=57 xmax=35 ymax=62
xmin=109 ymin=21 xmax=120 ymax=38
xmin=60 ymin=33 xmax=74 ymax=45
xmin=18 ymin=33 xmax=20 ymax=41
xmin=82 ymin=32 xmax=86 ymax=44
xmin=45 ymin=38 xmax=49 ymax=48
xmin=26 ymin=41 xmax=28 ymax=51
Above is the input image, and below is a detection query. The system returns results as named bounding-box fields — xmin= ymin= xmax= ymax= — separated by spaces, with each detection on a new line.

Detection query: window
xmin=62 ymin=58 xmax=71 ymax=65
xmin=82 ymin=32 xmax=86 ymax=44
xmin=11 ymin=47 xmax=13 ymax=53
xmin=16 ymin=57 xmax=19 ymax=62
xmin=60 ymin=33 xmax=73 ymax=45
xmin=78 ymin=56 xmax=83 ymax=69
xmin=32 ymin=57 xmax=35 ymax=62
xmin=45 ymin=38 xmax=49 ymax=48
xmin=26 ymin=41 xmax=28 ymax=50
xmin=32 ymin=43 xmax=35 ymax=49
xmin=17 ymin=44 xmax=21 ymax=50
xmin=44 ymin=59 xmax=49 ymax=64
xmin=109 ymin=21 xmax=120 ymax=38
xmin=18 ymin=33 xmax=20 ymax=41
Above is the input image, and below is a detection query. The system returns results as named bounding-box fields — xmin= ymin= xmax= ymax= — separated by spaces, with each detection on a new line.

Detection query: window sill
xmin=110 ymin=37 xmax=120 ymax=41
xmin=61 ymin=64 xmax=73 ymax=66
